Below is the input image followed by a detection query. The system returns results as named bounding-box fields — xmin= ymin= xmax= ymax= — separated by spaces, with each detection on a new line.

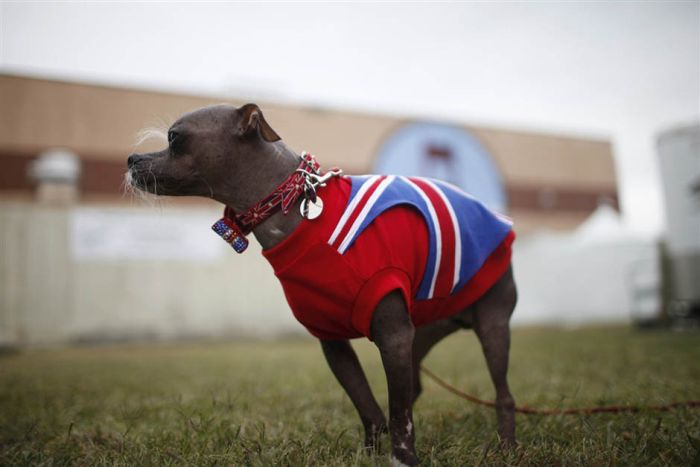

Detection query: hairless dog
xmin=128 ymin=104 xmax=517 ymax=466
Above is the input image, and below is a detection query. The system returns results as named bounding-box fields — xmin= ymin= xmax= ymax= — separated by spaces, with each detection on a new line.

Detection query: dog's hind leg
xmin=472 ymin=265 xmax=517 ymax=447
xmin=411 ymin=319 xmax=461 ymax=404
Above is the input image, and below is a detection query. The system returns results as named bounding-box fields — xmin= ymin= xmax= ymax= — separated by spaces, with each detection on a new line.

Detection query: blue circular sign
xmin=373 ymin=122 xmax=508 ymax=214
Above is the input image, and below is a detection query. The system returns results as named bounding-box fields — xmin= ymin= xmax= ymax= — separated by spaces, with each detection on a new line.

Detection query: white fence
xmin=1 ymin=202 xmax=657 ymax=346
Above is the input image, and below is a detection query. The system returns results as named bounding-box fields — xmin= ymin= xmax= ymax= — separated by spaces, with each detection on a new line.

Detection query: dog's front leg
xmin=370 ymin=291 xmax=418 ymax=466
xmin=320 ymin=339 xmax=387 ymax=450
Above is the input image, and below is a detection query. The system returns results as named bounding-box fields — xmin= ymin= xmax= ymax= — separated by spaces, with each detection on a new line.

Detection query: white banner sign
xmin=71 ymin=208 xmax=225 ymax=261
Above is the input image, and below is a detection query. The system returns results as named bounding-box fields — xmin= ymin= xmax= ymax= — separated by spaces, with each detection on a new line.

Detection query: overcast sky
xmin=1 ymin=2 xmax=698 ymax=234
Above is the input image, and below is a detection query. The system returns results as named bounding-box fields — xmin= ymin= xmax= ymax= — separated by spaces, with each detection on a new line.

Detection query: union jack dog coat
xmin=262 ymin=174 xmax=515 ymax=340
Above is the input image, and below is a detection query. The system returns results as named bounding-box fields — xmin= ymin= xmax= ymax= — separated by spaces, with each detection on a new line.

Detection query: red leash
xmin=420 ymin=366 xmax=700 ymax=415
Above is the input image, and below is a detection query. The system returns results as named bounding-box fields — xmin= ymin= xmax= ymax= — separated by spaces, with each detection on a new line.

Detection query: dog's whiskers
xmin=122 ymin=170 xmax=165 ymax=209
xmin=146 ymin=161 xmax=159 ymax=196
xmin=127 ymin=119 xmax=172 ymax=210
xmin=135 ymin=123 xmax=168 ymax=147
xmin=121 ymin=171 xmax=132 ymax=198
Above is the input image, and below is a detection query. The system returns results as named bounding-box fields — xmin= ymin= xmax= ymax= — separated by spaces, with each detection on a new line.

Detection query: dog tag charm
xmin=300 ymin=196 xmax=323 ymax=220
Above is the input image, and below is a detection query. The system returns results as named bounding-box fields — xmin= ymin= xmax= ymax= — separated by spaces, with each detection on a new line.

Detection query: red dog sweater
xmin=262 ymin=175 xmax=515 ymax=340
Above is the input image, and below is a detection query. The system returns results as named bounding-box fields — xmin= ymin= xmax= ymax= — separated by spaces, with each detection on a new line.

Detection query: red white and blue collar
xmin=212 ymin=152 xmax=341 ymax=253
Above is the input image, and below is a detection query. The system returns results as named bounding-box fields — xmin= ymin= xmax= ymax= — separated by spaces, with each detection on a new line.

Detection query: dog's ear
xmin=238 ymin=103 xmax=281 ymax=142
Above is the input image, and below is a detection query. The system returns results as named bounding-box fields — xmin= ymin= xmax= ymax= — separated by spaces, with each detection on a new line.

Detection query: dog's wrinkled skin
xmin=128 ymin=104 xmax=517 ymax=465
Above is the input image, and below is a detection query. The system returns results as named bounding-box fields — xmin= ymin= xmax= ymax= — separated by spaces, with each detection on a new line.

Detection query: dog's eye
xmin=168 ymin=130 xmax=178 ymax=144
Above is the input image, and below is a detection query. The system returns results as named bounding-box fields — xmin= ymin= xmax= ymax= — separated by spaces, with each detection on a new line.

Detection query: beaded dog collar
xmin=212 ymin=152 xmax=342 ymax=253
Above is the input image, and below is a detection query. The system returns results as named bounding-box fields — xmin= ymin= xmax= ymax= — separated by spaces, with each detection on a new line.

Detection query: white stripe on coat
xmin=337 ymin=176 xmax=395 ymax=254
xmin=328 ymin=175 xmax=382 ymax=246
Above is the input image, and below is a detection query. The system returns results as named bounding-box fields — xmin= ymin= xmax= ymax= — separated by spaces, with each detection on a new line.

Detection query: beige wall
xmin=470 ymin=127 xmax=615 ymax=189
xmin=0 ymin=74 xmax=615 ymax=185
xmin=0 ymin=74 xmax=618 ymax=231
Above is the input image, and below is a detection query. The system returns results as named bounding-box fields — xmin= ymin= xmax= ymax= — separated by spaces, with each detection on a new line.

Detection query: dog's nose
xmin=127 ymin=154 xmax=144 ymax=169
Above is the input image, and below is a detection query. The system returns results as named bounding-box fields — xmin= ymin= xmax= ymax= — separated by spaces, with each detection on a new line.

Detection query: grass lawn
xmin=1 ymin=326 xmax=699 ymax=466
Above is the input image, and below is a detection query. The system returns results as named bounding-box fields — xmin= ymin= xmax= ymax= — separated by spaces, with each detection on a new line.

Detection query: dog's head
xmin=127 ymin=103 xmax=281 ymax=198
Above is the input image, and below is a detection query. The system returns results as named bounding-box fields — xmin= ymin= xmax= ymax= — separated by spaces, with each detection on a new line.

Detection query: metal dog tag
xmin=300 ymin=196 xmax=323 ymax=220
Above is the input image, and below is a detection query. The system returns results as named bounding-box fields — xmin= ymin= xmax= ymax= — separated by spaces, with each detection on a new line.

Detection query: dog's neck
xmin=214 ymin=142 xmax=304 ymax=250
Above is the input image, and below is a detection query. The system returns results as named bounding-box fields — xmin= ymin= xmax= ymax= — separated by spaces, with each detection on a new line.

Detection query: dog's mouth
xmin=127 ymin=167 xmax=154 ymax=192
xmin=126 ymin=165 xmax=213 ymax=198
xmin=127 ymin=166 xmax=178 ymax=196
xmin=122 ymin=169 xmax=157 ymax=203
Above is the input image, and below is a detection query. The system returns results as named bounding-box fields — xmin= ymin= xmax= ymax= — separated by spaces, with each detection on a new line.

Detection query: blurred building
xmin=0 ymin=74 xmax=617 ymax=229
xmin=0 ymin=73 xmax=624 ymax=346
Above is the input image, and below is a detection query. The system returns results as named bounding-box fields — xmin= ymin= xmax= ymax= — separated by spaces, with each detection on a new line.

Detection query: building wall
xmin=0 ymin=74 xmax=618 ymax=232
xmin=0 ymin=74 xmax=623 ymax=346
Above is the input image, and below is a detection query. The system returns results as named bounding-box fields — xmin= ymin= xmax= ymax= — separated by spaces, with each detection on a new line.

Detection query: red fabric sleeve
xmin=351 ymin=267 xmax=412 ymax=339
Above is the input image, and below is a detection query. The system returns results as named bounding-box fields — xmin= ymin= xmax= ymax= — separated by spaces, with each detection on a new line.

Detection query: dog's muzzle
xmin=127 ymin=153 xmax=147 ymax=169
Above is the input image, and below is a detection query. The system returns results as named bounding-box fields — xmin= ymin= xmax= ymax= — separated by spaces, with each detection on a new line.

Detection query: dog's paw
xmin=363 ymin=421 xmax=388 ymax=452
xmin=390 ymin=453 xmax=419 ymax=467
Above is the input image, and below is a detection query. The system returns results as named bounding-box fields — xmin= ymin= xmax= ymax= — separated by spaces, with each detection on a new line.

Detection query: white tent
xmin=511 ymin=205 xmax=660 ymax=326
